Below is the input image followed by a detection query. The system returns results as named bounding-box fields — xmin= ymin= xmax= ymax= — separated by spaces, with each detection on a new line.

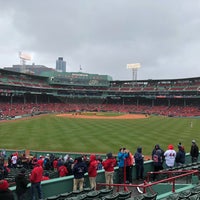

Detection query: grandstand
xmin=1 ymin=68 xmax=200 ymax=199
xmin=1 ymin=68 xmax=200 ymax=119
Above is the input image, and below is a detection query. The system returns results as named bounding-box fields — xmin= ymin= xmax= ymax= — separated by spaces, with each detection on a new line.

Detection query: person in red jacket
xmin=29 ymin=163 xmax=43 ymax=200
xmin=42 ymin=172 xmax=50 ymax=181
xmin=0 ymin=179 xmax=14 ymax=200
xmin=58 ymin=163 xmax=68 ymax=177
xmin=125 ymin=150 xmax=134 ymax=184
xmin=53 ymin=158 xmax=58 ymax=172
xmin=88 ymin=154 xmax=98 ymax=190
xmin=102 ymin=152 xmax=117 ymax=189
xmin=37 ymin=156 xmax=44 ymax=167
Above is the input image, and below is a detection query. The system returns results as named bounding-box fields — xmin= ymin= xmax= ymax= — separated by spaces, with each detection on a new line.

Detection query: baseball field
xmin=0 ymin=112 xmax=199 ymax=156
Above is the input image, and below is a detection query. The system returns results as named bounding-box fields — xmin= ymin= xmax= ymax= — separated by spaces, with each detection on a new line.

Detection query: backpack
xmin=153 ymin=149 xmax=162 ymax=163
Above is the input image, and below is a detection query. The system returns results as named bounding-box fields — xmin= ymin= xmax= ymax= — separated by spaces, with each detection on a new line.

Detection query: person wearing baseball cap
xmin=0 ymin=179 xmax=14 ymax=200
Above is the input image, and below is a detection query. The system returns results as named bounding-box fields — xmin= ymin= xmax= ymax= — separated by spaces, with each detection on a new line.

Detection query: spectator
xmin=0 ymin=164 xmax=10 ymax=180
xmin=37 ymin=155 xmax=44 ymax=167
xmin=97 ymin=156 xmax=103 ymax=170
xmin=164 ymin=144 xmax=176 ymax=168
xmin=151 ymin=144 xmax=164 ymax=181
xmin=53 ymin=158 xmax=58 ymax=172
xmin=29 ymin=162 xmax=43 ymax=200
xmin=118 ymin=148 xmax=129 ymax=183
xmin=125 ymin=149 xmax=134 ymax=184
xmin=43 ymin=154 xmax=51 ymax=170
xmin=72 ymin=157 xmax=87 ymax=191
xmin=42 ymin=172 xmax=50 ymax=181
xmin=15 ymin=168 xmax=29 ymax=200
xmin=190 ymin=140 xmax=199 ymax=163
xmin=134 ymin=147 xmax=144 ymax=180
xmin=11 ymin=153 xmax=18 ymax=168
xmin=175 ymin=143 xmax=185 ymax=166
xmin=0 ymin=179 xmax=14 ymax=200
xmin=88 ymin=154 xmax=98 ymax=190
xmin=58 ymin=163 xmax=68 ymax=177
xmin=102 ymin=152 xmax=117 ymax=189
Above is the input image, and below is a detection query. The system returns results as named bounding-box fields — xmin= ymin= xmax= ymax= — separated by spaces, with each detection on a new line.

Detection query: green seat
xmin=189 ymin=194 xmax=199 ymax=200
xmin=127 ymin=196 xmax=144 ymax=200
xmin=165 ymin=193 xmax=179 ymax=200
xmin=73 ymin=190 xmax=83 ymax=196
xmin=46 ymin=195 xmax=59 ymax=200
xmin=104 ymin=193 xmax=119 ymax=200
xmin=178 ymin=190 xmax=192 ymax=199
xmin=83 ymin=187 xmax=93 ymax=193
xmin=79 ymin=193 xmax=87 ymax=200
xmin=59 ymin=192 xmax=73 ymax=200
xmin=99 ymin=188 xmax=113 ymax=198
xmin=86 ymin=191 xmax=100 ymax=199
xmin=143 ymin=193 xmax=157 ymax=200
xmin=118 ymin=191 xmax=132 ymax=199
xmin=191 ymin=187 xmax=200 ymax=195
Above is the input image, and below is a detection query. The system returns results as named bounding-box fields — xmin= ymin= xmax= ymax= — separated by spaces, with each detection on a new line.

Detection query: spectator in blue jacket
xmin=118 ymin=148 xmax=129 ymax=184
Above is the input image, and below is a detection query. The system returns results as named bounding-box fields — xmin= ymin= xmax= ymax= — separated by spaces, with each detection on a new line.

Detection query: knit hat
xmin=168 ymin=144 xmax=174 ymax=150
xmin=107 ymin=152 xmax=113 ymax=159
xmin=0 ymin=180 xmax=9 ymax=191
xmin=192 ymin=140 xmax=196 ymax=144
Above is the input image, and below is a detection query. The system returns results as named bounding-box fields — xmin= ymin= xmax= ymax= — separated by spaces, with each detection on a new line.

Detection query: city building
xmin=56 ymin=57 xmax=66 ymax=72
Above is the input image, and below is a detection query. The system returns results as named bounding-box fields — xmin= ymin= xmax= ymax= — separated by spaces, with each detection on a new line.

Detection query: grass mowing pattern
xmin=0 ymin=114 xmax=200 ymax=155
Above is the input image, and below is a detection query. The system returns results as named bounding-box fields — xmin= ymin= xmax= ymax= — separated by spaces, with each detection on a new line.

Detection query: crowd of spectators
xmin=0 ymin=140 xmax=199 ymax=198
xmin=1 ymin=102 xmax=200 ymax=120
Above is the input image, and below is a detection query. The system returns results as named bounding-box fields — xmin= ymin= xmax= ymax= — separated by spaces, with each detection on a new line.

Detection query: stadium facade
xmin=1 ymin=68 xmax=200 ymax=118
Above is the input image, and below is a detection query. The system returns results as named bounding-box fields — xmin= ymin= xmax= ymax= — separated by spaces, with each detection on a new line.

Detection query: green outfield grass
xmin=0 ymin=114 xmax=200 ymax=155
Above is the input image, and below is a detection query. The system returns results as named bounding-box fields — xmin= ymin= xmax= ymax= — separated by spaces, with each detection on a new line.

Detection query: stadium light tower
xmin=19 ymin=51 xmax=32 ymax=73
xmin=127 ymin=63 xmax=141 ymax=80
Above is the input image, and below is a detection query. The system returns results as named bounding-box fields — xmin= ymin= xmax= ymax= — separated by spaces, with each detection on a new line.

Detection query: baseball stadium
xmin=1 ymin=67 xmax=200 ymax=200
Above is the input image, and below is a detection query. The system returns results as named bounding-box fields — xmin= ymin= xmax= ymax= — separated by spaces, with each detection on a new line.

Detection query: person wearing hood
xmin=151 ymin=144 xmax=164 ymax=181
xmin=0 ymin=179 xmax=14 ymax=200
xmin=164 ymin=144 xmax=176 ymax=168
xmin=102 ymin=152 xmax=117 ymax=189
xmin=29 ymin=162 xmax=44 ymax=200
xmin=134 ymin=147 xmax=144 ymax=180
xmin=15 ymin=168 xmax=29 ymax=200
xmin=72 ymin=157 xmax=87 ymax=191
xmin=190 ymin=140 xmax=199 ymax=163
xmin=175 ymin=144 xmax=185 ymax=166
xmin=88 ymin=154 xmax=98 ymax=190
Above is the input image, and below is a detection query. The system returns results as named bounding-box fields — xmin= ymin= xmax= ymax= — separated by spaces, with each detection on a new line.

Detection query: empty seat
xmin=189 ymin=194 xmax=199 ymax=200
xmin=99 ymin=188 xmax=113 ymax=198
xmin=59 ymin=192 xmax=73 ymax=200
xmin=143 ymin=193 xmax=157 ymax=200
xmin=46 ymin=195 xmax=60 ymax=200
xmin=191 ymin=186 xmax=200 ymax=195
xmin=86 ymin=191 xmax=100 ymax=199
xmin=165 ymin=193 xmax=179 ymax=200
xmin=178 ymin=190 xmax=192 ymax=199
xmin=118 ymin=191 xmax=132 ymax=199
xmin=103 ymin=193 xmax=119 ymax=200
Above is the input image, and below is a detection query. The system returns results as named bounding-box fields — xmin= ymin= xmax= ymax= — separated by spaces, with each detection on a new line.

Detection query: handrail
xmin=97 ymin=169 xmax=199 ymax=193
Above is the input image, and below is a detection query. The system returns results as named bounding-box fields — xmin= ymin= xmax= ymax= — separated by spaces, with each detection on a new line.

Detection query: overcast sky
xmin=1 ymin=1 xmax=200 ymax=81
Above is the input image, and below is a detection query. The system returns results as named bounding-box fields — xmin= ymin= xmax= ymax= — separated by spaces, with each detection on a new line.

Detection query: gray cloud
xmin=1 ymin=0 xmax=200 ymax=80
